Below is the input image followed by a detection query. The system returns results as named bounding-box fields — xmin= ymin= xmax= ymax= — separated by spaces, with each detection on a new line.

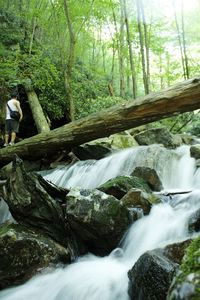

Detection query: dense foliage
xmin=0 ymin=0 xmax=200 ymax=131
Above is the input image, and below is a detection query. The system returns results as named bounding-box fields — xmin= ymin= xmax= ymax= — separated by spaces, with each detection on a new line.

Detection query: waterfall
xmin=42 ymin=145 xmax=197 ymax=190
xmin=0 ymin=144 xmax=199 ymax=300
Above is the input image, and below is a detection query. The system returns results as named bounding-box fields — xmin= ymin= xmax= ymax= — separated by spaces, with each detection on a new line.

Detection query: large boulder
xmin=128 ymin=249 xmax=179 ymax=300
xmin=2 ymin=155 xmax=83 ymax=258
xmin=98 ymin=175 xmax=151 ymax=200
xmin=134 ymin=127 xmax=182 ymax=149
xmin=131 ymin=166 xmax=163 ymax=191
xmin=64 ymin=188 xmax=131 ymax=255
xmin=167 ymin=236 xmax=200 ymax=300
xmin=0 ymin=223 xmax=70 ymax=290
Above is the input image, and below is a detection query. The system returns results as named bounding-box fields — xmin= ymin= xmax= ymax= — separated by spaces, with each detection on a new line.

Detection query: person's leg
xmin=9 ymin=120 xmax=19 ymax=145
xmin=10 ymin=131 xmax=16 ymax=144
xmin=4 ymin=134 xmax=9 ymax=144
xmin=4 ymin=120 xmax=10 ymax=146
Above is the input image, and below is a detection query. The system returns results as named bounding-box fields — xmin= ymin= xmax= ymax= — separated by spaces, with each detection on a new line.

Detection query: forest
xmin=0 ymin=0 xmax=200 ymax=142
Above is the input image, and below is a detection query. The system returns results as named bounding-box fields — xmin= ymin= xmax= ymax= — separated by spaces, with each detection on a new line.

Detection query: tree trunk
xmin=63 ymin=0 xmax=76 ymax=121
xmin=123 ymin=0 xmax=137 ymax=98
xmin=118 ymin=3 xmax=126 ymax=98
xmin=25 ymin=88 xmax=50 ymax=133
xmin=172 ymin=0 xmax=187 ymax=79
xmin=1 ymin=77 xmax=200 ymax=166
xmin=29 ymin=17 xmax=37 ymax=55
xmin=110 ymin=38 xmax=116 ymax=91
xmin=181 ymin=0 xmax=189 ymax=79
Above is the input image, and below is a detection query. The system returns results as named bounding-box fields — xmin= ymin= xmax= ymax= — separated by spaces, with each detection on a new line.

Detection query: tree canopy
xmin=0 ymin=0 xmax=200 ymax=134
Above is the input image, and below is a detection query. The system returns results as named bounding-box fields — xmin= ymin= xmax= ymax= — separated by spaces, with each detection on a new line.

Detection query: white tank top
xmin=6 ymin=99 xmax=18 ymax=120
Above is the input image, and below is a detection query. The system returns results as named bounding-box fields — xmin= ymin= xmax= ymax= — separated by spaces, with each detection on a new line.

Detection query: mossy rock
xmin=98 ymin=175 xmax=152 ymax=199
xmin=121 ymin=188 xmax=152 ymax=215
xmin=64 ymin=188 xmax=131 ymax=255
xmin=167 ymin=236 xmax=200 ymax=300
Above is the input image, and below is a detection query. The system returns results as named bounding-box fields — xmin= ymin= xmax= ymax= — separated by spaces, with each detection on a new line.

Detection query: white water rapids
xmin=0 ymin=144 xmax=200 ymax=300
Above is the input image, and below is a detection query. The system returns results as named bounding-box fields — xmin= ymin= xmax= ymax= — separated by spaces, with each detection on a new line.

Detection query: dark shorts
xmin=5 ymin=119 xmax=19 ymax=134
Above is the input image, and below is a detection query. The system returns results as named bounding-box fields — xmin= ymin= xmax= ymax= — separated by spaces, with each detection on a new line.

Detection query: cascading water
xmin=42 ymin=144 xmax=197 ymax=190
xmin=0 ymin=144 xmax=200 ymax=300
xmin=0 ymin=199 xmax=14 ymax=224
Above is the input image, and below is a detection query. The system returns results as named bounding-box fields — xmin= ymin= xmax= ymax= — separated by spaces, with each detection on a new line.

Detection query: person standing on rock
xmin=4 ymin=93 xmax=23 ymax=147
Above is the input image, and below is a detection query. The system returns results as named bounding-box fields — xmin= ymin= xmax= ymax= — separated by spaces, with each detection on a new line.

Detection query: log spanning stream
xmin=0 ymin=144 xmax=200 ymax=300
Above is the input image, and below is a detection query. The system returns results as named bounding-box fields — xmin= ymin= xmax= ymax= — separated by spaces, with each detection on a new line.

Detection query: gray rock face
xmin=128 ymin=249 xmax=178 ymax=300
xmin=65 ymin=188 xmax=131 ymax=254
xmin=134 ymin=127 xmax=182 ymax=149
xmin=0 ymin=223 xmax=70 ymax=290
xmin=131 ymin=166 xmax=163 ymax=191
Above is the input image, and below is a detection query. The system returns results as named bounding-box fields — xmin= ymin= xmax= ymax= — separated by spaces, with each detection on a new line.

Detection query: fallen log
xmin=1 ymin=77 xmax=200 ymax=166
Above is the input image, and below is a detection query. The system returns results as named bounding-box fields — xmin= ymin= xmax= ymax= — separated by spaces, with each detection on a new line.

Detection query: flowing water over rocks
xmin=0 ymin=144 xmax=199 ymax=300
xmin=42 ymin=145 xmax=197 ymax=190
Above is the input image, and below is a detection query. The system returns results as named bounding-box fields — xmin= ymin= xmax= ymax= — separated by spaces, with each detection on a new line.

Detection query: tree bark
xmin=1 ymin=77 xmax=200 ymax=166
xmin=25 ymin=88 xmax=50 ymax=133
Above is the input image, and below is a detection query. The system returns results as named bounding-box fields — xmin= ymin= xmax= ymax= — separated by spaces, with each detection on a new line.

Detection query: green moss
xmin=98 ymin=175 xmax=151 ymax=194
xmin=0 ymin=222 xmax=24 ymax=236
xmin=148 ymin=194 xmax=161 ymax=204
xmin=180 ymin=236 xmax=200 ymax=276
xmin=172 ymin=236 xmax=200 ymax=299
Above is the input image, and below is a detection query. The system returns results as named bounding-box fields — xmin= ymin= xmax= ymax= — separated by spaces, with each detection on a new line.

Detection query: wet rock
xmin=131 ymin=166 xmax=163 ymax=191
xmin=188 ymin=208 xmax=200 ymax=233
xmin=167 ymin=236 xmax=200 ymax=300
xmin=64 ymin=188 xmax=131 ymax=255
xmin=190 ymin=145 xmax=200 ymax=160
xmin=134 ymin=127 xmax=182 ymax=149
xmin=179 ymin=134 xmax=197 ymax=145
xmin=0 ymin=223 xmax=70 ymax=290
xmin=195 ymin=159 xmax=200 ymax=167
xmin=128 ymin=249 xmax=178 ymax=300
xmin=72 ymin=132 xmax=138 ymax=160
xmin=73 ymin=143 xmax=112 ymax=160
xmin=162 ymin=239 xmax=192 ymax=265
xmin=121 ymin=188 xmax=152 ymax=215
xmin=98 ymin=175 xmax=151 ymax=200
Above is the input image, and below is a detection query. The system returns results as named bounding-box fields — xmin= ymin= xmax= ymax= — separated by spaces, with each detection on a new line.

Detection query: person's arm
xmin=14 ymin=100 xmax=23 ymax=121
